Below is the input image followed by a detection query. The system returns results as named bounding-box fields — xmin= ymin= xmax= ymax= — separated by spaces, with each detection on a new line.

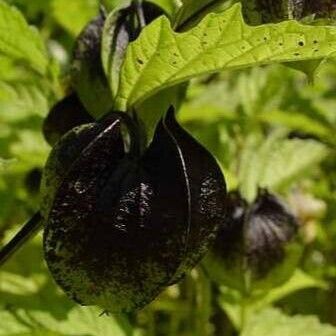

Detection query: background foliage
xmin=0 ymin=0 xmax=336 ymax=335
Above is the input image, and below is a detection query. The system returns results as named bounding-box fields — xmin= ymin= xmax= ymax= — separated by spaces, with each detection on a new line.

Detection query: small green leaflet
xmin=238 ymin=132 xmax=328 ymax=201
xmin=0 ymin=1 xmax=48 ymax=75
xmin=51 ymin=0 xmax=99 ymax=36
xmin=0 ymin=306 xmax=130 ymax=336
xmin=114 ymin=3 xmax=336 ymax=110
xmin=218 ymin=269 xmax=327 ymax=330
xmin=0 ymin=81 xmax=49 ymax=120
xmin=241 ymin=308 xmax=336 ymax=336
xmin=253 ymin=269 xmax=328 ymax=311
xmin=0 ymin=158 xmax=13 ymax=170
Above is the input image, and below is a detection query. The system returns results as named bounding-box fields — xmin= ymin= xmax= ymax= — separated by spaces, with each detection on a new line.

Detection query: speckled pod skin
xmin=210 ymin=189 xmax=299 ymax=279
xmin=41 ymin=108 xmax=227 ymax=313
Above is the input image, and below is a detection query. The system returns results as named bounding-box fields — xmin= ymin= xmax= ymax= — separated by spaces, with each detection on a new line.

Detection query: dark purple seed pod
xmin=205 ymin=189 xmax=300 ymax=291
xmin=41 ymin=107 xmax=227 ymax=312
xmin=102 ymin=1 xmax=165 ymax=97
xmin=243 ymin=0 xmax=307 ymax=23
xmin=242 ymin=0 xmax=287 ymax=24
xmin=72 ymin=2 xmax=165 ymax=118
xmin=244 ymin=189 xmax=299 ymax=276
xmin=24 ymin=167 xmax=43 ymax=195
xmin=43 ymin=93 xmax=94 ymax=146
xmin=302 ymin=0 xmax=336 ymax=20
xmin=71 ymin=8 xmax=113 ymax=117
xmin=290 ymin=0 xmax=305 ymax=19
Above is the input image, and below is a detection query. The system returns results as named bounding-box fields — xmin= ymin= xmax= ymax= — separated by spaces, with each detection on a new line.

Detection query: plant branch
xmin=0 ymin=212 xmax=42 ymax=267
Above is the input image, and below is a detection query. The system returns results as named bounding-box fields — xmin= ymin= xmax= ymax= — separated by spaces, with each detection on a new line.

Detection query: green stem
xmin=239 ymin=268 xmax=252 ymax=331
xmin=240 ymin=299 xmax=247 ymax=331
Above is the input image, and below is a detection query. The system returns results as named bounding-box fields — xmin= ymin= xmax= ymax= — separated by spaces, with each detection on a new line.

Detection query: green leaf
xmin=4 ymin=0 xmax=52 ymax=21
xmin=0 ymin=306 xmax=130 ymax=336
xmin=241 ymin=308 xmax=336 ymax=336
xmin=115 ymin=3 xmax=336 ymax=111
xmin=259 ymin=138 xmax=328 ymax=189
xmin=254 ymin=269 xmax=328 ymax=310
xmin=0 ymin=54 xmax=54 ymax=225
xmin=0 ymin=1 xmax=48 ymax=75
xmin=0 ymin=81 xmax=49 ymax=120
xmin=0 ymin=54 xmax=52 ymax=121
xmin=0 ymin=50 xmax=54 ymax=227
xmin=51 ymin=0 xmax=99 ymax=36
xmin=148 ymin=0 xmax=178 ymax=17
xmin=218 ymin=269 xmax=326 ymax=331
xmin=0 ymin=159 xmax=13 ymax=170
xmin=0 ymin=238 xmax=131 ymax=336
xmin=174 ymin=0 xmax=227 ymax=29
xmin=56 ymin=307 xmax=131 ymax=336
xmin=239 ymin=132 xmax=328 ymax=201
xmin=136 ymin=83 xmax=188 ymax=137
xmin=15 ymin=331 xmax=64 ymax=336
xmin=258 ymin=109 xmax=334 ymax=141
xmin=285 ymin=59 xmax=324 ymax=82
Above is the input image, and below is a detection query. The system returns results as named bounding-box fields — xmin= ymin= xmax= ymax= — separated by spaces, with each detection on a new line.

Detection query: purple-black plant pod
xmin=42 ymin=107 xmax=227 ymax=312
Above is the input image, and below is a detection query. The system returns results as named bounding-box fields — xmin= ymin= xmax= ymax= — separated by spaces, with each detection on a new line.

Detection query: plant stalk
xmin=0 ymin=212 xmax=42 ymax=267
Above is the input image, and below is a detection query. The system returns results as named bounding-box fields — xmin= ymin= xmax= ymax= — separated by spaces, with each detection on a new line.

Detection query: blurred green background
xmin=0 ymin=1 xmax=336 ymax=335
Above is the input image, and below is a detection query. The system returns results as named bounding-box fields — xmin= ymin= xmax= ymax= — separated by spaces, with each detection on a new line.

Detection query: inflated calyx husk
xmin=204 ymin=189 xmax=300 ymax=291
xmin=41 ymin=107 xmax=227 ymax=312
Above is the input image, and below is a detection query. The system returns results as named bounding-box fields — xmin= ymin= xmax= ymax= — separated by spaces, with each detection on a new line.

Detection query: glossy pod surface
xmin=42 ymin=108 xmax=227 ymax=312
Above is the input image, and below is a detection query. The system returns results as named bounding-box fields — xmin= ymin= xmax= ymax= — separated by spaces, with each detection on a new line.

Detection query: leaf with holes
xmin=114 ymin=3 xmax=336 ymax=111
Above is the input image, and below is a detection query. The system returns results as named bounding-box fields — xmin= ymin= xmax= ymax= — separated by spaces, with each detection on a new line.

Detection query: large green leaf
xmin=0 ymin=1 xmax=48 ymax=75
xmin=0 ymin=306 xmax=131 ymax=336
xmin=238 ymin=132 xmax=328 ymax=201
xmin=0 ymin=55 xmax=54 ymax=226
xmin=0 ymin=53 xmax=52 ymax=121
xmin=218 ymin=269 xmax=326 ymax=330
xmin=114 ymin=3 xmax=336 ymax=111
xmin=241 ymin=308 xmax=336 ymax=336
xmin=258 ymin=109 xmax=334 ymax=142
xmin=0 ymin=81 xmax=49 ymax=120
xmin=253 ymin=269 xmax=328 ymax=310
xmin=51 ymin=0 xmax=99 ymax=36
xmin=0 ymin=158 xmax=12 ymax=171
